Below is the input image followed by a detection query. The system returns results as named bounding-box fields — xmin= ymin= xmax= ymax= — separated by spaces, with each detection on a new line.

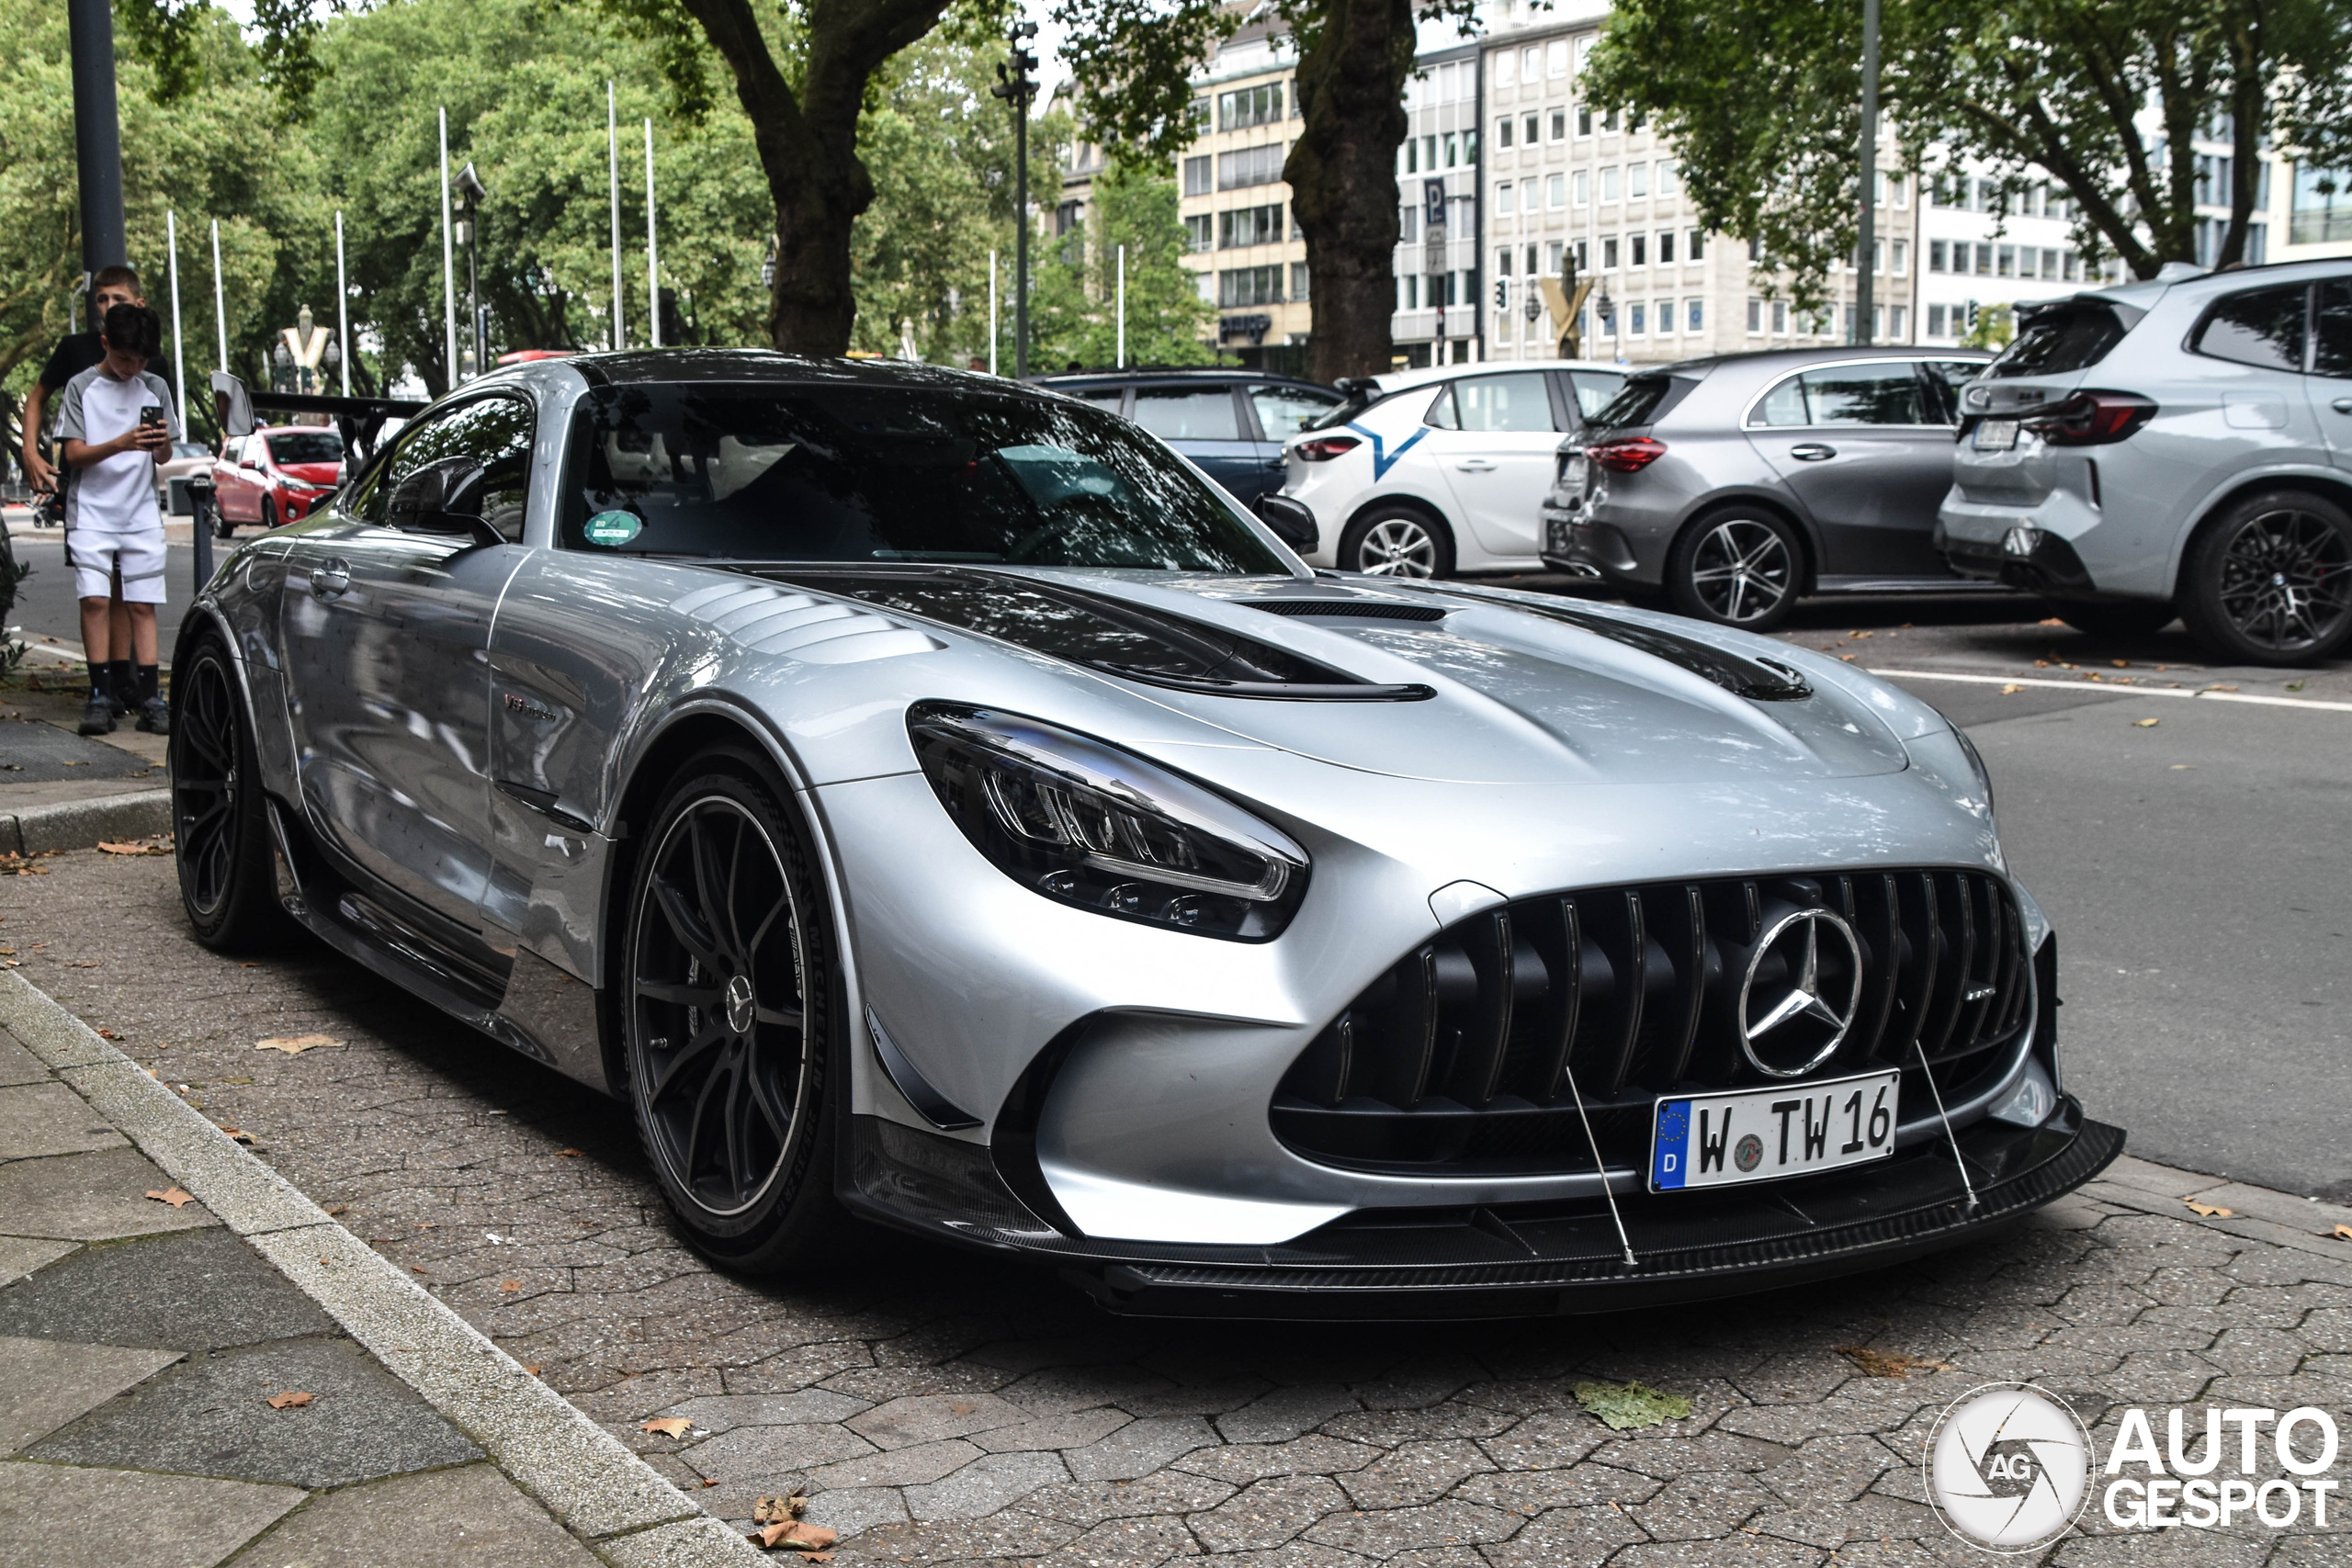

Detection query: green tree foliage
xmin=1584 ymin=0 xmax=2352 ymax=310
xmin=1028 ymin=159 xmax=1216 ymax=369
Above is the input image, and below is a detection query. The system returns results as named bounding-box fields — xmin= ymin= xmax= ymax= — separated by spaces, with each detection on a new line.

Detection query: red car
xmin=211 ymin=424 xmax=345 ymax=529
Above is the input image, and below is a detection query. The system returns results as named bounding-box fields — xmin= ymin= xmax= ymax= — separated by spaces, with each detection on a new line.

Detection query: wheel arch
xmin=1339 ymin=492 xmax=1458 ymax=560
xmin=2165 ymin=468 xmax=2352 ymax=599
xmin=1668 ymin=492 xmax=1822 ymax=595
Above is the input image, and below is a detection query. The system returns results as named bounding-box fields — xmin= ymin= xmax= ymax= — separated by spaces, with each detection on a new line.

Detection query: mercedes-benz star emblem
xmin=723 ymin=973 xmax=758 ymax=1035
xmin=1738 ymin=908 xmax=1864 ymax=1077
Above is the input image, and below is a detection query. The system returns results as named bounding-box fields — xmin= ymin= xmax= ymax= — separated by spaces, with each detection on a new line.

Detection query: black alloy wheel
xmin=1667 ymin=509 xmax=1802 ymax=630
xmin=624 ymin=753 xmax=846 ymax=1267
xmin=2179 ymin=491 xmax=2352 ymax=665
xmin=1339 ymin=507 xmax=1454 ymax=578
xmin=169 ymin=638 xmax=290 ymax=950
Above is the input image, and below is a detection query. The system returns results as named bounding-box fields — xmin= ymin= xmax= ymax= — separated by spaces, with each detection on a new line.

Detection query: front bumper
xmin=848 ymin=1101 xmax=2121 ymax=1318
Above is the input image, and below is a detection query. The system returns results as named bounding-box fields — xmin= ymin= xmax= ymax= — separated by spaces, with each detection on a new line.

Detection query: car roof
xmin=559 ymin=347 xmax=1075 ymax=400
xmin=1630 ymin=345 xmax=1992 ymax=379
xmin=255 ymin=424 xmax=343 ymax=437
xmin=1372 ymin=357 xmax=1627 ymax=395
xmin=1031 ymin=367 xmax=1337 ymax=392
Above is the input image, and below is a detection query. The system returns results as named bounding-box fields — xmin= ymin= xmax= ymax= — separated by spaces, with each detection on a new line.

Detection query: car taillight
xmin=1293 ymin=436 xmax=1361 ymax=462
xmin=1587 ymin=435 xmax=1667 ymax=472
xmin=2021 ymin=390 xmax=2156 ymax=446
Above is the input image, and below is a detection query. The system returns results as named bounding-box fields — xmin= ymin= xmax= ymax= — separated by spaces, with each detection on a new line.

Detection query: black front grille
xmin=1273 ymin=868 xmax=2033 ymax=1176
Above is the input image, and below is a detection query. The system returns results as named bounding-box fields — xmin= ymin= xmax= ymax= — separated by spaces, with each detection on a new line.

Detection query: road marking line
xmin=1867 ymin=668 xmax=2352 ymax=713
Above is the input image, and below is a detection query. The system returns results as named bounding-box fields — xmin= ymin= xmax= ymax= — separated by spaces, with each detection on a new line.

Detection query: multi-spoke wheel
xmin=624 ymin=752 xmax=846 ymax=1267
xmin=169 ymin=637 xmax=289 ymax=950
xmin=2180 ymin=491 xmax=2352 ymax=665
xmin=1667 ymin=510 xmax=1803 ymax=630
xmin=1339 ymin=508 xmax=1454 ymax=578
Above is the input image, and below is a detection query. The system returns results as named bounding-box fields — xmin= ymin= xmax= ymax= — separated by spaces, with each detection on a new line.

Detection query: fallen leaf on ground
xmin=2329 ymin=1225 xmax=2352 ymax=1242
xmin=2132 ymin=717 xmax=2160 ymax=728
xmin=747 ymin=1521 xmax=836 ymax=1551
xmin=640 ymin=1417 xmax=693 ymax=1438
xmin=557 ymin=1147 xmax=583 ymax=1157
xmin=2206 ymin=682 xmax=2239 ymax=693
xmin=411 ymin=1266 xmax=430 ymax=1274
xmin=753 ymin=1496 xmax=808 ymax=1524
xmin=266 ymin=1391 xmax=314 ymax=1409
xmin=2037 ymin=617 xmax=2065 ymax=626
xmin=700 ymin=1478 xmax=718 ymax=1487
xmin=144 ymin=1187 xmax=195 ymax=1208
xmin=255 ymin=1033 xmax=340 ymax=1055
xmin=1574 ymin=1380 xmax=1692 ymax=1431
xmin=2286 ymin=680 xmax=2308 ymax=693
xmin=499 ymin=1280 xmax=522 ymax=1292
xmin=323 ymin=1205 xmax=347 ymax=1216
xmin=217 ymin=1126 xmax=254 ymax=1144
xmin=2000 ymin=683 xmax=2022 ymax=695
xmin=2185 ymin=1200 xmax=2234 ymax=1218
xmin=96 ymin=1028 xmax=119 ymax=1038
xmin=524 ymin=1363 xmax=543 ymax=1376
xmin=96 ymin=839 xmax=169 ymax=855
xmin=1836 ymin=1345 xmax=1951 ymax=1378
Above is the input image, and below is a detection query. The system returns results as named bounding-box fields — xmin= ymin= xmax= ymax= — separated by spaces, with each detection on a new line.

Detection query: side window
xmin=1077 ymin=386 xmax=1126 ymax=413
xmin=1451 ymin=373 xmax=1556 ymax=432
xmin=1249 ymin=385 xmax=1339 ymax=442
xmin=1750 ymin=375 xmax=1810 ymax=427
xmin=1424 ymin=385 xmax=1460 ymax=429
xmin=1925 ymin=358 xmax=1984 ymax=422
xmin=1800 ymin=363 xmax=1927 ymax=424
xmin=1129 ymin=387 xmax=1240 ymax=441
xmin=2316 ymin=278 xmax=2352 ymax=378
xmin=347 ymin=396 xmax=536 ymax=540
xmin=2192 ymin=284 xmax=2309 ymax=372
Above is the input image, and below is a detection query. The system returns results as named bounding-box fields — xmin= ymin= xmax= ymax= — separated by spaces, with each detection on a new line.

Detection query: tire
xmin=170 ymin=637 xmax=293 ymax=952
xmin=1338 ymin=506 xmax=1455 ymax=579
xmin=259 ymin=495 xmax=278 ymax=533
xmin=2049 ymin=600 xmax=2177 ymax=639
xmin=2177 ymin=490 xmax=2352 ymax=665
xmin=1665 ymin=508 xmax=1804 ymax=630
xmin=621 ymin=749 xmax=852 ymax=1270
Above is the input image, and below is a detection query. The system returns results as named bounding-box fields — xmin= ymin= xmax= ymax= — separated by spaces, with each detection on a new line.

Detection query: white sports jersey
xmin=56 ymin=362 xmax=177 ymax=535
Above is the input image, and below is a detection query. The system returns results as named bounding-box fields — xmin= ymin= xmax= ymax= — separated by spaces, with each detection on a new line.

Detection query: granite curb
xmin=0 ymin=969 xmax=767 ymax=1566
xmin=2 ymin=789 xmax=173 ymax=856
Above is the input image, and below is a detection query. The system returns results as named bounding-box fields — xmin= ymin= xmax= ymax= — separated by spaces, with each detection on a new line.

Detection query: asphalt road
xmin=5 ymin=528 xmax=205 ymax=654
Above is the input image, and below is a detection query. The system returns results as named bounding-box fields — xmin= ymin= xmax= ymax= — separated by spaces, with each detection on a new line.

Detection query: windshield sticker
xmin=583 ymin=510 xmax=642 ymax=547
xmin=1348 ymin=422 xmax=1429 ymax=480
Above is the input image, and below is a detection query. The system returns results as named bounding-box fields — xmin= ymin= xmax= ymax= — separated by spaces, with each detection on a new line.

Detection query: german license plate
xmin=1973 ymin=419 xmax=2019 ymax=451
xmin=1649 ymin=1069 xmax=1899 ymax=1191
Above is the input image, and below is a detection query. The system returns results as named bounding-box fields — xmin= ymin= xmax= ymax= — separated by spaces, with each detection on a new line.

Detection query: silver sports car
xmin=170 ymin=351 xmax=2120 ymax=1317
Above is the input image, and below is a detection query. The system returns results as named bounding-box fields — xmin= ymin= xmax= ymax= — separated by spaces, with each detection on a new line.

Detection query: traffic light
xmin=1494 ymin=279 xmax=1508 ymax=310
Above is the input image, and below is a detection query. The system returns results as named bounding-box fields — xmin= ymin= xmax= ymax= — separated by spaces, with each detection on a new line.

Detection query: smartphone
xmin=138 ymin=404 xmax=164 ymax=429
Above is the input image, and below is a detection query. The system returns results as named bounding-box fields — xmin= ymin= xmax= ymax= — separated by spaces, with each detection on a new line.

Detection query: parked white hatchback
xmin=1278 ymin=359 xmax=1625 ymax=576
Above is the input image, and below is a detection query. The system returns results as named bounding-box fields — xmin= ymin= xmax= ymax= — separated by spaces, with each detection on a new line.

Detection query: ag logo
xmin=1925 ymin=1382 xmax=2092 ymax=1552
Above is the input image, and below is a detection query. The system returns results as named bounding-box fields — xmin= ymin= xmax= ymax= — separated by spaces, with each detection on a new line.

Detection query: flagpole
xmin=989 ymin=251 xmax=999 ymax=376
xmin=334 ymin=210 xmax=350 ymax=397
xmin=165 ymin=210 xmax=187 ymax=430
xmin=607 ymin=82 xmax=624 ymax=351
xmin=1116 ymin=244 xmax=1126 ymax=368
xmin=438 ymin=107 xmax=458 ymax=385
xmin=643 ymin=118 xmax=661 ymax=348
xmin=209 ymin=220 xmax=227 ymax=372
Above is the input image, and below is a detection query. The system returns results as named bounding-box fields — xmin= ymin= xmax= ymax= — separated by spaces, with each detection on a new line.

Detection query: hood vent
xmin=1417 ymin=588 xmax=1812 ymax=702
xmin=672 ymin=581 xmax=944 ymax=664
xmin=1247 ymin=599 xmax=1448 ymax=623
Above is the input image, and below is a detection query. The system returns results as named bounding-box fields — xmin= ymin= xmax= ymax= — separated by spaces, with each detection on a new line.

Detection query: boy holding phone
xmin=57 ymin=301 xmax=177 ymax=736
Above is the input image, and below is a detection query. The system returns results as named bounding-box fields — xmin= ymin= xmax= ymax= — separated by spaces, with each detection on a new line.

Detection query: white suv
xmin=1939 ymin=260 xmax=2352 ymax=663
xmin=1277 ymin=359 xmax=1624 ymax=576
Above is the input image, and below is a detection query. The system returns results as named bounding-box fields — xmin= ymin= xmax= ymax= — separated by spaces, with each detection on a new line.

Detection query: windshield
xmin=267 ymin=431 xmax=344 ymax=465
xmin=1588 ymin=373 xmax=1674 ymax=430
xmin=1989 ymin=301 xmax=2141 ymax=378
xmin=559 ymin=382 xmax=1288 ymax=572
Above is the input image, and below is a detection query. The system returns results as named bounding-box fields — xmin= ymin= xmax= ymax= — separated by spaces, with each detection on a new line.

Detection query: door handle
xmin=310 ymin=558 xmax=350 ymax=600
xmin=1263 ymin=457 xmax=1286 ymax=468
xmin=2333 ymin=397 xmax=2352 ymax=414
xmin=1455 ymin=458 xmax=1496 ymax=472
xmin=1789 ymin=443 xmax=1838 ymax=461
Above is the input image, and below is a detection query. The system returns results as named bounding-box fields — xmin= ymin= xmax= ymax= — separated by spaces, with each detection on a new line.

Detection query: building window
xmin=1602 ymin=236 xmax=1619 ymax=269
xmin=1928 ymin=239 xmax=1946 ymax=273
xmin=1218 ymin=83 xmax=1283 ymax=131
xmin=1428 ymin=271 xmax=1456 ymax=306
xmin=1197 ymin=272 xmax=1216 ymax=304
xmin=1189 ymin=98 xmax=1210 ymax=133
xmin=1600 ymin=166 xmax=1620 ymax=202
xmin=1996 ymin=244 xmax=2015 ymax=277
xmin=1423 ymin=134 xmax=1437 ymax=169
xmin=1219 ymin=203 xmax=1283 ymax=249
xmin=1572 ymin=170 xmax=1589 ymax=207
xmin=1523 ymin=114 xmax=1538 ymax=145
xmin=1628 ymin=163 xmax=1647 ymax=198
xmin=2292 ymin=164 xmax=2352 ymax=244
xmin=1892 ymin=239 xmax=1907 ymax=276
xmin=1521 ymin=45 xmax=1538 ymax=83
xmin=1687 ymin=298 xmax=1703 ymax=332
xmin=1748 ymin=235 xmax=1763 ymax=262
xmin=2063 ymin=249 xmax=2079 ymax=280
xmin=1399 ymin=206 xmax=1419 ymax=243
xmin=1544 ymin=174 xmax=1564 ymax=209
xmin=1546 ymin=38 xmax=1567 ymax=75
xmin=2040 ymin=246 xmax=2059 ymax=279
xmin=1658 ymin=161 xmax=1679 ymax=197
xmin=1890 ymin=305 xmax=1906 ymax=339
xmin=1219 ymin=265 xmax=1283 ymax=307
xmin=1497 ymin=180 xmax=1512 ymax=213
xmin=1657 ymin=231 xmax=1674 ymax=265
xmin=1546 ymin=240 xmax=1565 ymax=273
xmin=1630 ymin=234 xmax=1646 ymax=266
xmin=1572 ymin=238 xmax=1587 ymax=271
xmin=1183 ymin=214 xmax=1212 ymax=253
xmin=1522 ymin=182 xmax=1537 ymax=214
xmin=1496 ymin=118 xmax=1513 ymax=149
xmin=1629 ymin=301 xmax=1646 ymax=334
xmin=1522 ymin=243 xmax=1537 ymax=273
xmin=1688 ymin=230 xmax=1705 ymax=262
xmin=1928 ymin=303 xmax=1947 ymax=337
xmin=1747 ymin=299 xmax=1763 ymax=334
xmin=1577 ymin=105 xmax=1592 ymax=137
xmin=1496 ymin=49 xmax=1515 ymax=87
xmin=1291 ymin=262 xmax=1311 ymax=301
xmin=1217 ymin=144 xmax=1285 ymax=191
xmin=1443 ymin=131 xmax=1459 ymax=168
xmin=1772 ymin=300 xmax=1788 ymax=333
xmin=1056 ymin=200 xmax=1082 ymax=236
xmin=1974 ymin=243 xmax=1994 ymax=276
xmin=1182 ymin=156 xmax=1211 ymax=197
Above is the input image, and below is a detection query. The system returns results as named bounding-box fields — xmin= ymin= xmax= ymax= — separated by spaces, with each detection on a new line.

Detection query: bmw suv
xmin=1938 ymin=261 xmax=2352 ymax=663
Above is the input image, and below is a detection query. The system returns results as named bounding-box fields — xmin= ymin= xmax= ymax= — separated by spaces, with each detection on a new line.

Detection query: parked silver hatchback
xmin=1938 ymin=261 xmax=2352 ymax=663
xmin=1542 ymin=346 xmax=1994 ymax=630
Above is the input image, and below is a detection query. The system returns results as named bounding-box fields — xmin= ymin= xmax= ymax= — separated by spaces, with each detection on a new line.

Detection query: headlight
xmin=908 ymin=703 xmax=1308 ymax=942
xmin=1951 ymin=721 xmax=1994 ymax=816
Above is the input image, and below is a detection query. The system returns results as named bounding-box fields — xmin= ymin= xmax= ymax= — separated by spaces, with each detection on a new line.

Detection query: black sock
xmin=137 ymin=664 xmax=160 ymax=705
xmin=87 ymin=664 xmax=110 ymax=703
xmin=109 ymin=659 xmax=133 ymax=700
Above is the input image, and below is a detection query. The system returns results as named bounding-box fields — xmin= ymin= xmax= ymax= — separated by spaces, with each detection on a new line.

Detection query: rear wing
xmin=247 ymin=391 xmax=428 ymax=465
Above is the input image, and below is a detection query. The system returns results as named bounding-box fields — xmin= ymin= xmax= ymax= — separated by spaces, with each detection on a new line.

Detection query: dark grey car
xmin=1034 ymin=370 xmax=1341 ymax=510
xmin=1542 ymin=346 xmax=1994 ymax=629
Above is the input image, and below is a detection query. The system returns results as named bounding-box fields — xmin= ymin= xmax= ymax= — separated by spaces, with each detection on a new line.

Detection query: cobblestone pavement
xmin=7 ymin=850 xmax=2351 ymax=1565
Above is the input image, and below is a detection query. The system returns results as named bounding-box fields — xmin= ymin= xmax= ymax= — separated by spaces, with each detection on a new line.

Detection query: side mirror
xmin=210 ymin=371 xmax=255 ymax=439
xmin=388 ymin=455 xmax=503 ymax=547
xmin=1254 ymin=492 xmax=1318 ymax=554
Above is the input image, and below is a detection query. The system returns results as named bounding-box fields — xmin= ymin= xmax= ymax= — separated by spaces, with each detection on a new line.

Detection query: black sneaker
xmin=78 ymin=694 xmax=116 ymax=736
xmin=135 ymin=696 xmax=171 ymax=736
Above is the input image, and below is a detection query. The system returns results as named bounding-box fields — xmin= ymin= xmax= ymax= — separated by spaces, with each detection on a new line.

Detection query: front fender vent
xmin=1273 ymin=868 xmax=2031 ymax=1177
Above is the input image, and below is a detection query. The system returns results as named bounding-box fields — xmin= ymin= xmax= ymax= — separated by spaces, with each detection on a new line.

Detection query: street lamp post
xmin=1854 ymin=0 xmax=1881 ymax=344
xmin=455 ymin=163 xmax=488 ymax=378
xmin=992 ymin=22 xmax=1039 ymax=378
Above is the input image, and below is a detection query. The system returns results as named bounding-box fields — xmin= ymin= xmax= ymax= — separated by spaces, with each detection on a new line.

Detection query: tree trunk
xmin=681 ymin=0 xmax=949 ymax=355
xmin=1286 ymin=0 xmax=1413 ymax=384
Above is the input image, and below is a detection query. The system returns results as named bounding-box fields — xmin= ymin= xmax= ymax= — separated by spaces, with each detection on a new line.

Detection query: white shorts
xmin=68 ymin=528 xmax=167 ymax=604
